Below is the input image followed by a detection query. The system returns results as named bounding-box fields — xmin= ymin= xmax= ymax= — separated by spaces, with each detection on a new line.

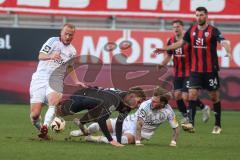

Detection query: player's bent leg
xmin=70 ymin=119 xmax=113 ymax=137
xmin=180 ymin=92 xmax=190 ymax=124
xmin=30 ymin=103 xmax=50 ymax=140
xmin=44 ymin=92 xmax=62 ymax=127
xmin=208 ymin=90 xmax=220 ymax=103
xmin=70 ymin=122 xmax=100 ymax=137
xmin=175 ymin=90 xmax=188 ymax=119
xmin=188 ymin=89 xmax=198 ymax=125
xmin=47 ymin=92 xmax=62 ymax=106
xmin=30 ymin=103 xmax=43 ymax=131
xmin=181 ymin=89 xmax=198 ymax=132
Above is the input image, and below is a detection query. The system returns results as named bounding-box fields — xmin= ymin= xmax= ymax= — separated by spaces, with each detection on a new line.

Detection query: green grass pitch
xmin=0 ymin=104 xmax=239 ymax=160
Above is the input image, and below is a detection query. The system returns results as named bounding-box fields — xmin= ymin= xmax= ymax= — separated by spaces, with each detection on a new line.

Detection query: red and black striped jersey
xmin=167 ymin=36 xmax=191 ymax=77
xmin=183 ymin=24 xmax=225 ymax=73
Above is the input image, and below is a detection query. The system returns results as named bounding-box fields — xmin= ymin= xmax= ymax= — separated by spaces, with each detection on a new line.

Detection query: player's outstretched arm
xmin=153 ymin=39 xmax=184 ymax=55
xmin=115 ymin=112 xmax=129 ymax=143
xmin=135 ymin=118 xmax=144 ymax=146
xmin=221 ymin=40 xmax=232 ymax=59
xmin=170 ymin=126 xmax=179 ymax=147
xmin=67 ymin=65 xmax=88 ymax=88
xmin=97 ymin=115 xmax=124 ymax=147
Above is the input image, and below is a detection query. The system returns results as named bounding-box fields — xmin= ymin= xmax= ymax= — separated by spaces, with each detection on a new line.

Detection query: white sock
xmin=30 ymin=115 xmax=42 ymax=131
xmin=98 ymin=136 xmax=109 ymax=143
xmin=43 ymin=105 xmax=56 ymax=127
xmin=88 ymin=123 xmax=100 ymax=134
xmin=112 ymin=136 xmax=129 ymax=144
xmin=93 ymin=135 xmax=129 ymax=144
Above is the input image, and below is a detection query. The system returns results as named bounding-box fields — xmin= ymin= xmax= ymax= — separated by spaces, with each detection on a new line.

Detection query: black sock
xmin=213 ymin=102 xmax=221 ymax=127
xmin=189 ymin=100 xmax=198 ymax=126
xmin=196 ymin=99 xmax=205 ymax=110
xmin=176 ymin=99 xmax=188 ymax=117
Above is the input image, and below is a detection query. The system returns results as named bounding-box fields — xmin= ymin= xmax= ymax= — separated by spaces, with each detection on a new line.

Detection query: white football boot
xmin=212 ymin=126 xmax=222 ymax=134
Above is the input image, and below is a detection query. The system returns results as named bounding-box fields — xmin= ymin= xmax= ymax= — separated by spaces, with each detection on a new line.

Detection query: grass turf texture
xmin=0 ymin=104 xmax=239 ymax=160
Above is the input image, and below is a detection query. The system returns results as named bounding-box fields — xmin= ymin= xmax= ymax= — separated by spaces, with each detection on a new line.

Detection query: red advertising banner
xmin=0 ymin=0 xmax=240 ymax=20
xmin=0 ymin=61 xmax=240 ymax=110
xmin=71 ymin=29 xmax=240 ymax=68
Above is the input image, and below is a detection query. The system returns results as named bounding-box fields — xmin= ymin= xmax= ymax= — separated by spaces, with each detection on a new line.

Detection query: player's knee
xmin=189 ymin=90 xmax=198 ymax=100
xmin=88 ymin=123 xmax=100 ymax=133
xmin=48 ymin=96 xmax=59 ymax=105
xmin=210 ymin=96 xmax=219 ymax=103
xmin=123 ymin=133 xmax=134 ymax=144
xmin=174 ymin=91 xmax=182 ymax=100
xmin=121 ymin=136 xmax=129 ymax=144
xmin=209 ymin=91 xmax=220 ymax=103
xmin=182 ymin=93 xmax=188 ymax=102
xmin=48 ymin=93 xmax=61 ymax=105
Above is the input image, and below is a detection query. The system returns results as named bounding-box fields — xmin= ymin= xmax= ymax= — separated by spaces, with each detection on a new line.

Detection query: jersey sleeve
xmin=213 ymin=27 xmax=225 ymax=43
xmin=39 ymin=37 xmax=58 ymax=55
xmin=183 ymin=27 xmax=192 ymax=44
xmin=167 ymin=108 xmax=179 ymax=129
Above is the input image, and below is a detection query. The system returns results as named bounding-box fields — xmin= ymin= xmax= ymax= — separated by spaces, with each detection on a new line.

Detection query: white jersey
xmin=32 ymin=37 xmax=76 ymax=80
xmin=123 ymin=99 xmax=178 ymax=139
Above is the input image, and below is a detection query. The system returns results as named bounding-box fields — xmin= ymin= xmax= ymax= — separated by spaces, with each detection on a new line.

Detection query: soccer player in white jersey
xmin=70 ymin=86 xmax=180 ymax=146
xmin=29 ymin=23 xmax=87 ymax=139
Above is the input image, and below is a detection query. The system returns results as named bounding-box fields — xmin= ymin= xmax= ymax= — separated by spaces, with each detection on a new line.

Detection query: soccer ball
xmin=50 ymin=117 xmax=66 ymax=132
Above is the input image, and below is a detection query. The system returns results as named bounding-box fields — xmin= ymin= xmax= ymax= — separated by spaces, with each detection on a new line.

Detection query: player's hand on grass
xmin=135 ymin=140 xmax=144 ymax=146
xmin=50 ymin=53 xmax=61 ymax=61
xmin=169 ymin=140 xmax=177 ymax=147
xmin=110 ymin=140 xmax=125 ymax=147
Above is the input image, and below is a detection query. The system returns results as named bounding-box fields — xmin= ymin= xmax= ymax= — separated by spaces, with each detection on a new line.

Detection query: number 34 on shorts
xmin=209 ymin=78 xmax=218 ymax=87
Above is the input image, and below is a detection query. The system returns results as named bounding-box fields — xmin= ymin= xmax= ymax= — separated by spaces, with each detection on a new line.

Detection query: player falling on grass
xmin=157 ymin=19 xmax=210 ymax=131
xmin=56 ymin=86 xmax=146 ymax=147
xmin=29 ymin=23 xmax=87 ymax=139
xmin=154 ymin=7 xmax=231 ymax=134
xmin=71 ymin=86 xmax=179 ymax=147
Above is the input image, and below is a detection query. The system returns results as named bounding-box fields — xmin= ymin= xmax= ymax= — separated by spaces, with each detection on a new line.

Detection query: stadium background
xmin=1 ymin=0 xmax=239 ymax=109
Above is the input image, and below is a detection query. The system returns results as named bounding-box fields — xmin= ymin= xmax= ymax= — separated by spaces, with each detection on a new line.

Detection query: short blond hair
xmin=62 ymin=23 xmax=75 ymax=30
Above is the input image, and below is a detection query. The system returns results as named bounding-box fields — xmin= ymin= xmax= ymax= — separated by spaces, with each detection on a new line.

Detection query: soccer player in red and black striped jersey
xmin=154 ymin=7 xmax=231 ymax=134
xmin=158 ymin=20 xmax=210 ymax=126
